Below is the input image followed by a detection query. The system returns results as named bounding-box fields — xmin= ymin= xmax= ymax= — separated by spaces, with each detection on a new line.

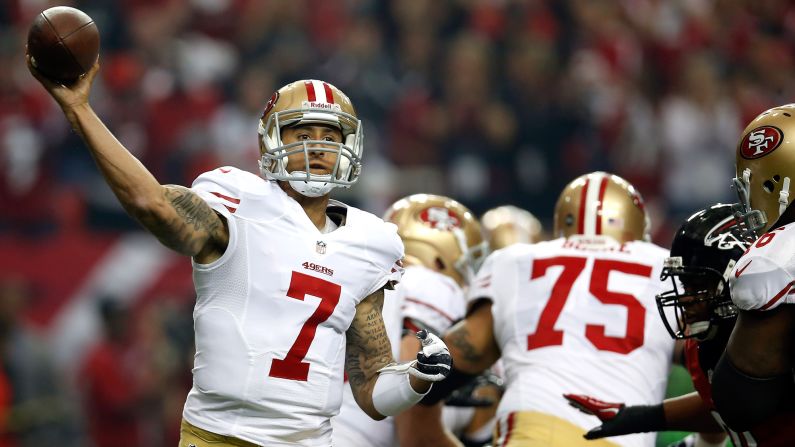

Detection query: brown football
xmin=26 ymin=6 xmax=100 ymax=83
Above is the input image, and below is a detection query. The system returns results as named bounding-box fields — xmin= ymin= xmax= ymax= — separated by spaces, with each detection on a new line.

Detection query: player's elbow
xmin=124 ymin=189 xmax=168 ymax=224
xmin=358 ymin=394 xmax=387 ymax=421
xmin=350 ymin=384 xmax=388 ymax=421
xmin=367 ymin=408 xmax=387 ymax=421
xmin=359 ymin=395 xmax=388 ymax=420
xmin=712 ymin=353 xmax=793 ymax=431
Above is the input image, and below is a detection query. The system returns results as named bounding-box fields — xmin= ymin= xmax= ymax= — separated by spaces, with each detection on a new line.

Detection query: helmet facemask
xmin=258 ymin=98 xmax=363 ymax=197
xmin=656 ymin=256 xmax=738 ymax=341
xmin=732 ymin=168 xmax=768 ymax=239
xmin=451 ymin=226 xmax=490 ymax=284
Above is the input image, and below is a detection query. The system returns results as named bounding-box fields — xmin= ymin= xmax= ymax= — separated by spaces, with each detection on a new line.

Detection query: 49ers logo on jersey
xmin=420 ymin=207 xmax=461 ymax=230
xmin=740 ymin=126 xmax=783 ymax=159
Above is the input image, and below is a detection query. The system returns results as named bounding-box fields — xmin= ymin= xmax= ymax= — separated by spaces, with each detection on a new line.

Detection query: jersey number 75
xmin=528 ymin=257 xmax=652 ymax=354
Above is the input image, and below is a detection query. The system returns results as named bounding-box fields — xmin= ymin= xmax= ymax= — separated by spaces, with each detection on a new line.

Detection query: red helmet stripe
xmin=304 ymin=80 xmax=317 ymax=102
xmin=577 ymin=178 xmax=590 ymax=234
xmin=323 ymin=82 xmax=334 ymax=104
xmin=595 ymin=176 xmax=609 ymax=235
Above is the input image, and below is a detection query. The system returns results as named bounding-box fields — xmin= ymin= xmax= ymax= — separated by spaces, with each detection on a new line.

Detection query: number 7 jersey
xmin=182 ymin=167 xmax=403 ymax=446
xmin=469 ymin=236 xmax=675 ymax=447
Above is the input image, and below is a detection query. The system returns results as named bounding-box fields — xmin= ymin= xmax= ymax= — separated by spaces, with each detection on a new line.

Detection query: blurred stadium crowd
xmin=0 ymin=0 xmax=794 ymax=446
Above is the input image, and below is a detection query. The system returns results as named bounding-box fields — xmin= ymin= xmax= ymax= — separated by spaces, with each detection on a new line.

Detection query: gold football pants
xmin=494 ymin=411 xmax=621 ymax=447
xmin=179 ymin=419 xmax=261 ymax=447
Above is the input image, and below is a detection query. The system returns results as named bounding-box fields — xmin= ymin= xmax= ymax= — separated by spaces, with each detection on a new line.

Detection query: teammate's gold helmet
xmin=733 ymin=104 xmax=795 ymax=235
xmin=553 ymin=172 xmax=649 ymax=243
xmin=384 ymin=194 xmax=488 ymax=287
xmin=257 ymin=80 xmax=363 ymax=197
xmin=481 ymin=205 xmax=543 ymax=250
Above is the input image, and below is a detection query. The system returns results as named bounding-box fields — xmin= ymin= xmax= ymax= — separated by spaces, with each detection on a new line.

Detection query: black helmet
xmin=656 ymin=203 xmax=752 ymax=340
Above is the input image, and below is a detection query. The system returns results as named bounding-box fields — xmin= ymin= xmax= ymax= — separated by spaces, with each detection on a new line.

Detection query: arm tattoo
xmin=346 ymin=290 xmax=394 ymax=392
xmin=446 ymin=325 xmax=485 ymax=366
xmin=148 ymin=185 xmax=226 ymax=256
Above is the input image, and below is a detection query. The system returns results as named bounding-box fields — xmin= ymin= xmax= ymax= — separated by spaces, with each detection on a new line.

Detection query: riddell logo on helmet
xmin=740 ymin=126 xmax=783 ymax=159
xmin=302 ymin=101 xmax=342 ymax=112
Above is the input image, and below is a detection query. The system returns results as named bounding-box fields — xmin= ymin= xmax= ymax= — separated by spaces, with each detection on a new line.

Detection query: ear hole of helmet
xmin=435 ymin=257 xmax=446 ymax=271
xmin=763 ymin=180 xmax=775 ymax=193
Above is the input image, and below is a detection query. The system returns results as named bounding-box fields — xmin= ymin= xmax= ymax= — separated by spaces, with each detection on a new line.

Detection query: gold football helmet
xmin=733 ymin=104 xmax=795 ymax=235
xmin=553 ymin=172 xmax=649 ymax=243
xmin=384 ymin=194 xmax=488 ymax=287
xmin=257 ymin=80 xmax=363 ymax=197
xmin=481 ymin=205 xmax=543 ymax=250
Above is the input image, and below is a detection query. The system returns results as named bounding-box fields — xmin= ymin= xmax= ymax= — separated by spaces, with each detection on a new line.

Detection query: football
xmin=26 ymin=6 xmax=100 ymax=84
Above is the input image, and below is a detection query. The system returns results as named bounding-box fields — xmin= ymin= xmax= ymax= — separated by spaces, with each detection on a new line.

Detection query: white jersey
xmin=182 ymin=167 xmax=403 ymax=447
xmin=331 ymin=265 xmax=466 ymax=447
xmin=729 ymin=223 xmax=795 ymax=311
xmin=400 ymin=265 xmax=466 ymax=334
xmin=469 ymin=236 xmax=675 ymax=447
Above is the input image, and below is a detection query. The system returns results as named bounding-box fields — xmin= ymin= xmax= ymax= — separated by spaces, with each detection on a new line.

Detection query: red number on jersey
xmin=754 ymin=228 xmax=780 ymax=248
xmin=586 ymin=260 xmax=651 ymax=353
xmin=527 ymin=257 xmax=652 ymax=354
xmin=528 ymin=257 xmax=587 ymax=349
xmin=269 ymin=271 xmax=342 ymax=381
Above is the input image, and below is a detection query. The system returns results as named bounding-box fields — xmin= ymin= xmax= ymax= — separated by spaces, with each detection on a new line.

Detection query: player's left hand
xmin=410 ymin=330 xmax=452 ymax=382
xmin=563 ymin=394 xmax=627 ymax=439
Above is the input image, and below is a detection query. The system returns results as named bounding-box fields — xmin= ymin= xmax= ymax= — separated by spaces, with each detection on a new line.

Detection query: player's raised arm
xmin=25 ymin=54 xmax=226 ymax=259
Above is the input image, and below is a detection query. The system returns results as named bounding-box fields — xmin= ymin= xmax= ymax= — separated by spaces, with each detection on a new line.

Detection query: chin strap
xmin=288 ymin=175 xmax=336 ymax=197
xmin=778 ymin=176 xmax=791 ymax=217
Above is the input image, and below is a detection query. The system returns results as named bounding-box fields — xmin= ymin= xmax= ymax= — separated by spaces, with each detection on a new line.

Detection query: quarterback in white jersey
xmin=26 ymin=62 xmax=453 ymax=447
xmin=712 ymin=104 xmax=795 ymax=431
xmin=185 ymin=166 xmax=406 ymax=444
xmin=419 ymin=172 xmax=677 ymax=447
xmin=332 ymin=194 xmax=488 ymax=447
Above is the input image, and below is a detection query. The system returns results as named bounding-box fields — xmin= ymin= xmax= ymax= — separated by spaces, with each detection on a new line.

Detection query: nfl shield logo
xmin=316 ymin=241 xmax=327 ymax=254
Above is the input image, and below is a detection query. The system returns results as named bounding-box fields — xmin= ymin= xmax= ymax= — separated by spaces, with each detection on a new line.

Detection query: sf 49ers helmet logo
xmin=740 ymin=126 xmax=783 ymax=159
xmin=261 ymin=91 xmax=280 ymax=119
xmin=420 ymin=207 xmax=461 ymax=231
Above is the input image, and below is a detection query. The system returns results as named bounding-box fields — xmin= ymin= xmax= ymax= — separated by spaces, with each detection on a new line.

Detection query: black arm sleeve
xmin=711 ymin=352 xmax=794 ymax=431
xmin=419 ymin=366 xmax=479 ymax=406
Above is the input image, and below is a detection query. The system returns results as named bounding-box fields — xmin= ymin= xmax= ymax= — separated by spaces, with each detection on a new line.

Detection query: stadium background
xmin=1 ymin=0 xmax=794 ymax=445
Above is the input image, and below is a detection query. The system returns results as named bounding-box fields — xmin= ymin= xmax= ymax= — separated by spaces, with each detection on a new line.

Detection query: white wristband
xmin=371 ymin=371 xmax=428 ymax=417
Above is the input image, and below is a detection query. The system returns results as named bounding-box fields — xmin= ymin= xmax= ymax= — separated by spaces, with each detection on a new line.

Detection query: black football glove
xmin=563 ymin=393 xmax=666 ymax=439
xmin=411 ymin=330 xmax=452 ymax=382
